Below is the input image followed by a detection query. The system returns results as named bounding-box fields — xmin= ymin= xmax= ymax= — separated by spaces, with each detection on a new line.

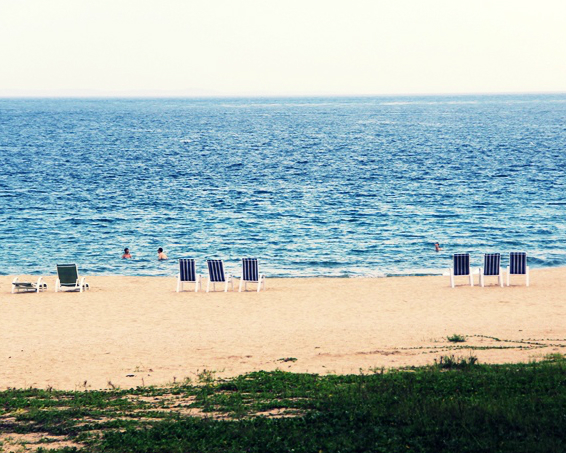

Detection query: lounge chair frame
xmin=239 ymin=258 xmax=266 ymax=292
xmin=55 ymin=264 xmax=89 ymax=293
xmin=507 ymin=252 xmax=530 ymax=286
xmin=449 ymin=253 xmax=473 ymax=288
xmin=11 ymin=276 xmax=47 ymax=293
xmin=177 ymin=259 xmax=202 ymax=292
xmin=206 ymin=259 xmax=233 ymax=292
xmin=479 ymin=253 xmax=503 ymax=287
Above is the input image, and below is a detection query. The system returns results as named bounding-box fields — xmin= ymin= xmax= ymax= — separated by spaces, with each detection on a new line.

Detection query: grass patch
xmin=435 ymin=354 xmax=479 ymax=370
xmin=447 ymin=333 xmax=467 ymax=343
xmin=1 ymin=359 xmax=566 ymax=452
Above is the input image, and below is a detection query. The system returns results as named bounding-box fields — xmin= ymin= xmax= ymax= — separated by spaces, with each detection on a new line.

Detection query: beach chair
xmin=177 ymin=259 xmax=202 ymax=292
xmin=239 ymin=258 xmax=266 ymax=292
xmin=507 ymin=252 xmax=529 ymax=286
xmin=479 ymin=253 xmax=503 ymax=287
xmin=449 ymin=253 xmax=473 ymax=288
xmin=206 ymin=259 xmax=233 ymax=292
xmin=11 ymin=276 xmax=47 ymax=293
xmin=55 ymin=264 xmax=89 ymax=292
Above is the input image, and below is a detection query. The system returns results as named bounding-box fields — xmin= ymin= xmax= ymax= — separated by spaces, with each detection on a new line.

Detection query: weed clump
xmin=435 ymin=354 xmax=478 ymax=369
xmin=447 ymin=333 xmax=467 ymax=343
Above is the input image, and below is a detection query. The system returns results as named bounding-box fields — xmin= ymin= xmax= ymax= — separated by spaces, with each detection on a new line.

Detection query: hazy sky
xmin=1 ymin=0 xmax=565 ymax=96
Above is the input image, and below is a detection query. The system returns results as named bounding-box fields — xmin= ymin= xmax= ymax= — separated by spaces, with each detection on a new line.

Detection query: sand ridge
xmin=1 ymin=268 xmax=565 ymax=390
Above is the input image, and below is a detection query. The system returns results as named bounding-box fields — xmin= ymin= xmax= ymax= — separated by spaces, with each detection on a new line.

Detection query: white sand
xmin=1 ymin=268 xmax=565 ymax=390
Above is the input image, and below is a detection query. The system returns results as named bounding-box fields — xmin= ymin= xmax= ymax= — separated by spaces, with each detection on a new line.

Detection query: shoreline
xmin=1 ymin=268 xmax=565 ymax=390
xmin=2 ymin=263 xmax=566 ymax=279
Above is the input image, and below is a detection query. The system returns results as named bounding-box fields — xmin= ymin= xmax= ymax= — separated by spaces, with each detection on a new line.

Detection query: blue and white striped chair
xmin=449 ymin=253 xmax=473 ymax=288
xmin=479 ymin=253 xmax=503 ymax=287
xmin=206 ymin=259 xmax=233 ymax=292
xmin=239 ymin=258 xmax=266 ymax=292
xmin=507 ymin=252 xmax=529 ymax=287
xmin=176 ymin=259 xmax=202 ymax=292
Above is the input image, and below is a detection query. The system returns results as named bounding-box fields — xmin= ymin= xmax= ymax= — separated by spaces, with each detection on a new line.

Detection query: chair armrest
xmin=12 ymin=276 xmax=20 ymax=284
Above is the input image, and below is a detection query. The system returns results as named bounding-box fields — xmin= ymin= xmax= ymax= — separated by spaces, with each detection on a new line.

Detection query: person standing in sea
xmin=157 ymin=248 xmax=168 ymax=260
xmin=122 ymin=248 xmax=132 ymax=259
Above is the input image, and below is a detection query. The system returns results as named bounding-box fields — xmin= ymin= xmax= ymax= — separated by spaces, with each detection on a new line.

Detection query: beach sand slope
xmin=1 ymin=268 xmax=565 ymax=390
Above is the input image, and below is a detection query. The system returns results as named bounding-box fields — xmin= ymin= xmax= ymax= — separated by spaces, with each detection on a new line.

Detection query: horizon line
xmin=1 ymin=90 xmax=566 ymax=100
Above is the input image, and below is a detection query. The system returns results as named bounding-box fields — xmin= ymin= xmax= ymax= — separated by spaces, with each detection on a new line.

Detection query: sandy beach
xmin=1 ymin=268 xmax=565 ymax=391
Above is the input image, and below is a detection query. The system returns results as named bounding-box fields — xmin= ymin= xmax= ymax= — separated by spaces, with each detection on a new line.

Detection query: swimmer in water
xmin=435 ymin=242 xmax=442 ymax=252
xmin=122 ymin=248 xmax=132 ymax=259
xmin=157 ymin=247 xmax=168 ymax=260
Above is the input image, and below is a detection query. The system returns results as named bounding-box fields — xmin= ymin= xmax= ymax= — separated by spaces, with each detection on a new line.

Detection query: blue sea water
xmin=0 ymin=94 xmax=565 ymax=278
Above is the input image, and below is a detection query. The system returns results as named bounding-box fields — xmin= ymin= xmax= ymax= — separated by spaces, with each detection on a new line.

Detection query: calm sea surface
xmin=1 ymin=95 xmax=565 ymax=277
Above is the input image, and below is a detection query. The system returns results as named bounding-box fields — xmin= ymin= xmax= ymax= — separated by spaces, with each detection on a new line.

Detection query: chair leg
xmin=206 ymin=280 xmax=210 ymax=293
xmin=526 ymin=267 xmax=530 ymax=287
xmin=480 ymin=270 xmax=484 ymax=287
xmin=239 ymin=279 xmax=243 ymax=292
xmin=450 ymin=270 xmax=454 ymax=288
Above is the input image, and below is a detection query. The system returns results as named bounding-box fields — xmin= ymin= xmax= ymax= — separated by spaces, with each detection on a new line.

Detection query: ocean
xmin=1 ymin=94 xmax=565 ymax=278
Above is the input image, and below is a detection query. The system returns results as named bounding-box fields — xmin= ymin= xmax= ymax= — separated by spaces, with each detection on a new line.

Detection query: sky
xmin=1 ymin=0 xmax=565 ymax=97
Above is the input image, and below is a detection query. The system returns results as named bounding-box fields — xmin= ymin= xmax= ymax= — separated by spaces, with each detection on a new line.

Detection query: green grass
xmin=447 ymin=333 xmax=467 ymax=343
xmin=1 ymin=357 xmax=566 ymax=452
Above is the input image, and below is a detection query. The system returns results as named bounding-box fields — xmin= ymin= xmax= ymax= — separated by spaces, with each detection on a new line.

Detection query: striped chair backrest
xmin=207 ymin=260 xmax=226 ymax=283
xmin=242 ymin=258 xmax=259 ymax=282
xmin=509 ymin=252 xmax=527 ymax=275
xmin=179 ymin=259 xmax=197 ymax=282
xmin=483 ymin=253 xmax=501 ymax=276
xmin=453 ymin=254 xmax=470 ymax=276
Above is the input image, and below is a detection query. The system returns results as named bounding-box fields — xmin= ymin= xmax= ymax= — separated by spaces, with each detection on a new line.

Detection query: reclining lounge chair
xmin=479 ymin=253 xmax=503 ymax=287
xmin=239 ymin=258 xmax=266 ymax=292
xmin=177 ymin=259 xmax=202 ymax=292
xmin=206 ymin=259 xmax=233 ymax=292
xmin=507 ymin=252 xmax=529 ymax=286
xmin=55 ymin=264 xmax=89 ymax=293
xmin=11 ymin=276 xmax=47 ymax=293
xmin=449 ymin=253 xmax=473 ymax=288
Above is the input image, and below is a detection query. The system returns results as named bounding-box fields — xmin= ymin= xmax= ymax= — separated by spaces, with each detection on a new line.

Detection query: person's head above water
xmin=124 ymin=248 xmax=129 ymax=253
xmin=158 ymin=248 xmax=163 ymax=253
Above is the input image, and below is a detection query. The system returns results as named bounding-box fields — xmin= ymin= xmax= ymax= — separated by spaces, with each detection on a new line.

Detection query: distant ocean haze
xmin=1 ymin=95 xmax=565 ymax=277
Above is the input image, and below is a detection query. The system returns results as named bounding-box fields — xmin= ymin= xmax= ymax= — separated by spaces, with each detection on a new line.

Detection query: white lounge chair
xmin=55 ymin=264 xmax=89 ymax=292
xmin=507 ymin=252 xmax=529 ymax=286
xmin=11 ymin=276 xmax=47 ymax=293
xmin=449 ymin=253 xmax=473 ymax=288
xmin=206 ymin=259 xmax=233 ymax=292
xmin=239 ymin=258 xmax=266 ymax=292
xmin=176 ymin=259 xmax=202 ymax=292
xmin=479 ymin=253 xmax=503 ymax=287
